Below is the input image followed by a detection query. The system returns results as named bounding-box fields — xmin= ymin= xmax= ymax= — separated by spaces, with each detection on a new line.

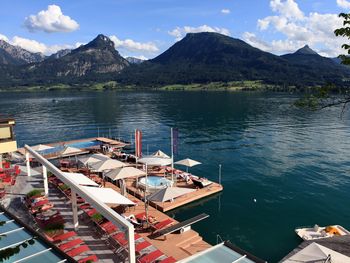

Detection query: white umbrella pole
xmin=171 ymin=128 xmax=174 ymax=186
xmin=145 ymin=163 xmax=149 ymax=227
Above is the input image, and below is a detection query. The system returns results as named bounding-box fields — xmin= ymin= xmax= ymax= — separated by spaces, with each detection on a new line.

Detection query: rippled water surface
xmin=1 ymin=91 xmax=350 ymax=262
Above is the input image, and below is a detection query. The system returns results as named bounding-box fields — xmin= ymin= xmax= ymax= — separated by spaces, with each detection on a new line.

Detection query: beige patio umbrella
xmin=152 ymin=150 xmax=170 ymax=159
xmin=175 ymin=158 xmax=202 ymax=172
xmin=105 ymin=166 xmax=146 ymax=181
xmin=78 ymin=153 xmax=110 ymax=166
xmin=59 ymin=146 xmax=83 ymax=156
xmin=147 ymin=186 xmax=195 ymax=203
xmin=89 ymin=159 xmax=125 ymax=172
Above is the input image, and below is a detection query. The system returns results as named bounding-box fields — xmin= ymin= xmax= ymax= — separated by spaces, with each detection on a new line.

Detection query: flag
xmin=135 ymin=129 xmax=142 ymax=157
xmin=172 ymin=128 xmax=179 ymax=155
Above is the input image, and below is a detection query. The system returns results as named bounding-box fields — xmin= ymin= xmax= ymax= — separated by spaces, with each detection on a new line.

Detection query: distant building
xmin=0 ymin=118 xmax=17 ymax=165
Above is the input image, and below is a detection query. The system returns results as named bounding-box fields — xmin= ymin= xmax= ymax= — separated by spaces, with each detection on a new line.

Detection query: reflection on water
xmin=1 ymin=91 xmax=350 ymax=262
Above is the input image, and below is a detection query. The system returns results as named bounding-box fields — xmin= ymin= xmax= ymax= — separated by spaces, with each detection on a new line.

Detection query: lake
xmin=1 ymin=91 xmax=350 ymax=262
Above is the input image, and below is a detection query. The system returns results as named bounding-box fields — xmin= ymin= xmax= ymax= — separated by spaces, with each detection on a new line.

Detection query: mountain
xmin=281 ymin=45 xmax=350 ymax=84
xmin=0 ymin=40 xmax=46 ymax=65
xmin=21 ymin=34 xmax=129 ymax=83
xmin=1 ymin=32 xmax=350 ymax=88
xmin=48 ymin=49 xmax=72 ymax=60
xmin=119 ymin=32 xmax=295 ymax=85
xmin=126 ymin=57 xmax=145 ymax=64
xmin=118 ymin=33 xmax=350 ymax=86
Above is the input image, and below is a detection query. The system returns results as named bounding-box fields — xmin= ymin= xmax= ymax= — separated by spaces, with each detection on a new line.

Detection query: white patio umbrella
xmin=138 ymin=156 xmax=172 ymax=166
xmin=105 ymin=167 xmax=146 ymax=181
xmin=78 ymin=153 xmax=110 ymax=166
xmin=62 ymin=172 xmax=99 ymax=187
xmin=282 ymin=242 xmax=350 ymax=263
xmin=80 ymin=186 xmax=135 ymax=206
xmin=152 ymin=150 xmax=170 ymax=159
xmin=175 ymin=158 xmax=202 ymax=172
xmin=147 ymin=186 xmax=195 ymax=203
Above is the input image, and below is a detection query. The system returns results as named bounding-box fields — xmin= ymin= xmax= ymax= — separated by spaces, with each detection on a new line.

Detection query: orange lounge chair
xmin=78 ymin=255 xmax=99 ymax=263
xmin=66 ymin=245 xmax=90 ymax=257
xmin=59 ymin=238 xmax=84 ymax=252
xmin=138 ymin=249 xmax=163 ymax=263
xmin=53 ymin=231 xmax=77 ymax=243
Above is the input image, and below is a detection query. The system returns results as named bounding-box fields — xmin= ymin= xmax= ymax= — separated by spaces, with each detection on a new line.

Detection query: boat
xmin=295 ymin=224 xmax=350 ymax=241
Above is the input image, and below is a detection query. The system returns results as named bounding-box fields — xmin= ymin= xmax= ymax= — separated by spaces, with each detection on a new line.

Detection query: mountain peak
xmin=295 ymin=45 xmax=319 ymax=55
xmin=80 ymin=34 xmax=115 ymax=50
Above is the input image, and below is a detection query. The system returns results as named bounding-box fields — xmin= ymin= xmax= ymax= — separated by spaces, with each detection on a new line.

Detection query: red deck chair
xmin=78 ymin=255 xmax=98 ymax=263
xmin=152 ymin=219 xmax=173 ymax=231
xmin=158 ymin=257 xmax=177 ymax=263
xmin=2 ymin=177 xmax=11 ymax=183
xmin=86 ymin=208 xmax=97 ymax=217
xmin=11 ymin=178 xmax=16 ymax=185
xmin=135 ymin=212 xmax=146 ymax=221
xmin=53 ymin=231 xmax=77 ymax=243
xmin=59 ymin=238 xmax=83 ymax=252
xmin=138 ymin=249 xmax=163 ymax=263
xmin=31 ymin=199 xmax=50 ymax=208
xmin=112 ymin=232 xmax=128 ymax=246
xmin=135 ymin=241 xmax=152 ymax=253
xmin=66 ymin=245 xmax=90 ymax=257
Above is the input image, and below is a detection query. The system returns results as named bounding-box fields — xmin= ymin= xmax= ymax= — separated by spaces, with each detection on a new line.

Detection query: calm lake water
xmin=1 ymin=91 xmax=350 ymax=262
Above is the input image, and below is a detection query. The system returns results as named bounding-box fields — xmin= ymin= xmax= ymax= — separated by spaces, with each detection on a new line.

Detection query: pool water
xmin=138 ymin=176 xmax=173 ymax=192
xmin=38 ymin=140 xmax=102 ymax=155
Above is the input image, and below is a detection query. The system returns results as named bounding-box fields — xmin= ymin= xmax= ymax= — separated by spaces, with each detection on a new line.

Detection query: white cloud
xmin=221 ymin=9 xmax=231 ymax=14
xmin=243 ymin=0 xmax=346 ymax=57
xmin=168 ymin=25 xmax=231 ymax=41
xmin=109 ymin=35 xmax=159 ymax=53
xmin=0 ymin=34 xmax=9 ymax=42
xmin=0 ymin=33 xmax=74 ymax=55
xmin=24 ymin=5 xmax=79 ymax=33
xmin=337 ymin=0 xmax=350 ymax=9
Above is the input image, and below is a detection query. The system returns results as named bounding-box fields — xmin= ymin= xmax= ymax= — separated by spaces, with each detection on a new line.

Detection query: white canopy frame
xmin=24 ymin=145 xmax=136 ymax=263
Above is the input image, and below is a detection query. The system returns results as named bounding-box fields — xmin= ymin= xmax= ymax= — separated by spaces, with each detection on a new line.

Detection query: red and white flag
xmin=135 ymin=129 xmax=142 ymax=157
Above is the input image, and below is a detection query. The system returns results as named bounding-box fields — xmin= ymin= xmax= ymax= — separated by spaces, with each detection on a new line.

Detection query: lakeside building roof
xmin=178 ymin=241 xmax=267 ymax=263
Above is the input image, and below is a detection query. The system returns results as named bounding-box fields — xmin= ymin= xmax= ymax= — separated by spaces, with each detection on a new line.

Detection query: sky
xmin=1 ymin=0 xmax=350 ymax=59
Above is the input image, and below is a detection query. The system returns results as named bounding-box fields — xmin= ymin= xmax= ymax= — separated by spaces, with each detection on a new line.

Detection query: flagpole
xmin=171 ymin=128 xmax=174 ymax=186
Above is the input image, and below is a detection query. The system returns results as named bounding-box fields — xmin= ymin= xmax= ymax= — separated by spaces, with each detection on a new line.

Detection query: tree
xmin=335 ymin=13 xmax=350 ymax=65
xmin=295 ymin=13 xmax=350 ymax=112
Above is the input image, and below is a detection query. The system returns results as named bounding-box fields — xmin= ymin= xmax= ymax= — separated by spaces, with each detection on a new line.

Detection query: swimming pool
xmin=138 ymin=176 xmax=173 ymax=193
xmin=37 ymin=139 xmax=102 ymax=155
xmin=0 ymin=212 xmax=65 ymax=263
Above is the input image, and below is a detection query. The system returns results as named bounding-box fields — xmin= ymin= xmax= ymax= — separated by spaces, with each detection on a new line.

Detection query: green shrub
xmin=26 ymin=189 xmax=44 ymax=198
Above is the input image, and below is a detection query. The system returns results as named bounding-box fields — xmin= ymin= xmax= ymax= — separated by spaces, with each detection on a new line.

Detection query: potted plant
xmin=43 ymin=222 xmax=64 ymax=237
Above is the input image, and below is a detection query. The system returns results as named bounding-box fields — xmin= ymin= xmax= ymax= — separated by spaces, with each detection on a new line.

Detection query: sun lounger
xmin=136 ymin=241 xmax=152 ymax=253
xmin=66 ymin=245 xmax=90 ymax=257
xmin=158 ymin=257 xmax=177 ymax=263
xmin=53 ymin=231 xmax=77 ymax=243
xmin=59 ymin=238 xmax=83 ymax=251
xmin=112 ymin=232 xmax=128 ymax=246
xmin=78 ymin=255 xmax=99 ymax=263
xmin=86 ymin=208 xmax=97 ymax=217
xmin=153 ymin=213 xmax=209 ymax=238
xmin=138 ymin=249 xmax=163 ymax=263
xmin=152 ymin=219 xmax=174 ymax=231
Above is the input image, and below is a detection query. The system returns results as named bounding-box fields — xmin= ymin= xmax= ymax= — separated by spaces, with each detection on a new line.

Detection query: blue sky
xmin=0 ymin=0 xmax=349 ymax=58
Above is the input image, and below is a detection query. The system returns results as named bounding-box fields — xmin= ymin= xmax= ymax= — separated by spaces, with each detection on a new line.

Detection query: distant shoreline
xmin=0 ymin=80 xmax=325 ymax=93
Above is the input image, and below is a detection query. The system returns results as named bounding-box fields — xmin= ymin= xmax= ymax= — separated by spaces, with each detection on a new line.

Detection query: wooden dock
xmin=124 ymin=176 xmax=223 ymax=212
xmin=105 ymin=181 xmax=212 ymax=261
